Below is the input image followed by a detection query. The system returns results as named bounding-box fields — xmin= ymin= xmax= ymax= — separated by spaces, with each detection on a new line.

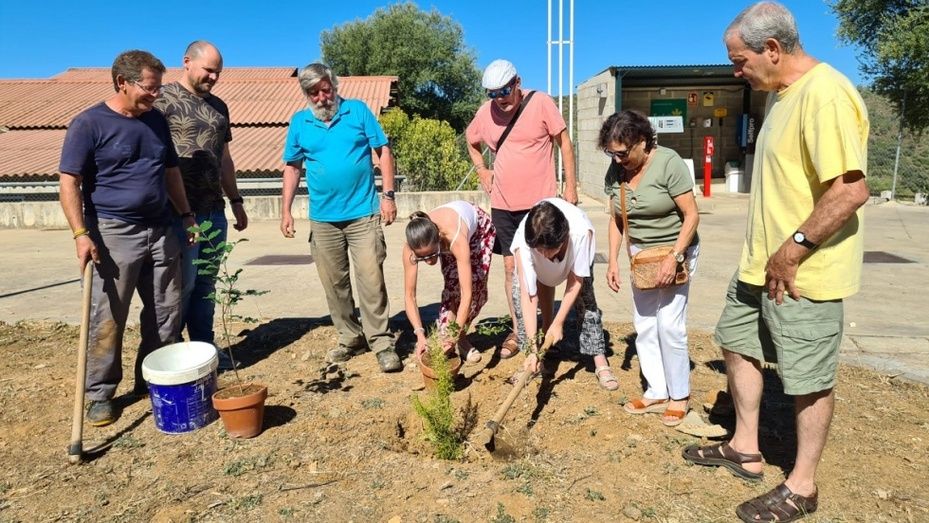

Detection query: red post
xmin=703 ymin=136 xmax=714 ymax=197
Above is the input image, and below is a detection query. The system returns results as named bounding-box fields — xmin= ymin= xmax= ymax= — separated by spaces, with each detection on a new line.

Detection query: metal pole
xmin=568 ymin=0 xmax=574 ymax=142
xmin=547 ymin=0 xmax=552 ymax=95
xmin=556 ymin=0 xmax=564 ymax=186
xmin=891 ymin=92 xmax=906 ymax=201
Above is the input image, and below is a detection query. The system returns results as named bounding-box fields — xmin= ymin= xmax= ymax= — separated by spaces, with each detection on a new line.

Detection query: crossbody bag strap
xmin=619 ymin=182 xmax=633 ymax=259
xmin=496 ymin=90 xmax=536 ymax=150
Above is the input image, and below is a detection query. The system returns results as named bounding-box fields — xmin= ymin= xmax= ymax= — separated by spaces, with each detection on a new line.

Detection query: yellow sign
xmin=714 ymin=107 xmax=728 ymax=118
xmin=703 ymin=91 xmax=715 ymax=106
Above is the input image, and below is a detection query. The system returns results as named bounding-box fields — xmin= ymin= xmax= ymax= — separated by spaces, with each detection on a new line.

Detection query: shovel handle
xmin=476 ymin=336 xmax=554 ymax=448
xmin=68 ymin=263 xmax=93 ymax=464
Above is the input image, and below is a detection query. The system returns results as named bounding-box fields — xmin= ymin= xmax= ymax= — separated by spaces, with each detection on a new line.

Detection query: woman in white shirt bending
xmin=511 ymin=198 xmax=618 ymax=390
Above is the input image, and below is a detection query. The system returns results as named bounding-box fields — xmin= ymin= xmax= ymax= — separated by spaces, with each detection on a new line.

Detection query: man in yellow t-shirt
xmin=682 ymin=3 xmax=870 ymax=523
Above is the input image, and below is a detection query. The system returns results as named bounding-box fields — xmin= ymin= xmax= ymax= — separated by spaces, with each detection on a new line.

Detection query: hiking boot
xmin=376 ymin=350 xmax=403 ymax=373
xmin=86 ymin=400 xmax=116 ymax=427
xmin=326 ymin=345 xmax=366 ymax=364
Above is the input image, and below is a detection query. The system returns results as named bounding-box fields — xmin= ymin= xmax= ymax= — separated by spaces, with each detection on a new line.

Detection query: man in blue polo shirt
xmin=280 ymin=62 xmax=401 ymax=372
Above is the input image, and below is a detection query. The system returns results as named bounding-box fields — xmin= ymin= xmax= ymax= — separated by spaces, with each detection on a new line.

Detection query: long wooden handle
xmin=68 ymin=263 xmax=93 ymax=464
xmin=476 ymin=336 xmax=554 ymax=449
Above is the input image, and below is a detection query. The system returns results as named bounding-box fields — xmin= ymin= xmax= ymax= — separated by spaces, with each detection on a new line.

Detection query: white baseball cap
xmin=482 ymin=59 xmax=517 ymax=90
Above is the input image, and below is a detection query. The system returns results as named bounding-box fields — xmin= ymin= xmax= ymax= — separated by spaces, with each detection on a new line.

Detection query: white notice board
xmin=648 ymin=116 xmax=684 ymax=134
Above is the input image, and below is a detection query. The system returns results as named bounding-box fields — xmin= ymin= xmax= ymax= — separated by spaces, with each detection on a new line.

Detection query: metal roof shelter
xmin=607 ymin=64 xmax=745 ymax=112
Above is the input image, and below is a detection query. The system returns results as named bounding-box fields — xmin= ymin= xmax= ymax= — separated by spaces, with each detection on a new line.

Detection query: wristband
xmin=72 ymin=228 xmax=89 ymax=239
xmin=413 ymin=327 xmax=425 ymax=335
xmin=229 ymin=197 xmax=244 ymax=205
xmin=181 ymin=212 xmax=195 ymax=219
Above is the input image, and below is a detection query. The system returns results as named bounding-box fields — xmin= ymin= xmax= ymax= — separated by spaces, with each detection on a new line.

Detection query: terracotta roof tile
xmin=0 ymin=68 xmax=397 ymax=180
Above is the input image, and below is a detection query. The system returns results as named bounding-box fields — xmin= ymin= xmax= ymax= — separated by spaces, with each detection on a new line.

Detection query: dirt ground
xmin=1 ymin=318 xmax=927 ymax=523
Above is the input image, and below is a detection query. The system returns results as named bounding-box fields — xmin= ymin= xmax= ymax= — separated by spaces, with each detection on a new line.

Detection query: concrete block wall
xmin=576 ymin=70 xmax=615 ymax=205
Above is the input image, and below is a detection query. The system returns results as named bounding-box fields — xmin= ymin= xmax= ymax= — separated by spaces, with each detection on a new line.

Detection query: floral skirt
xmin=437 ymin=205 xmax=496 ymax=333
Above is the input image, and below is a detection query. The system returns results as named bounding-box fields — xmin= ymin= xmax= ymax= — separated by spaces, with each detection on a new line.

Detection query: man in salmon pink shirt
xmin=465 ymin=59 xmax=577 ymax=358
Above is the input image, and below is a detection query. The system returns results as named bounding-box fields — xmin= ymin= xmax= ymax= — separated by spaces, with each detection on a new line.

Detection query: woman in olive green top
xmin=599 ymin=110 xmax=700 ymax=427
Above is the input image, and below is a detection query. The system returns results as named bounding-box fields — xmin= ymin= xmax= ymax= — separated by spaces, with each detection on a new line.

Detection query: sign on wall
xmin=703 ymin=91 xmax=715 ymax=106
xmin=648 ymin=116 xmax=684 ymax=134
xmin=650 ymin=99 xmax=687 ymax=121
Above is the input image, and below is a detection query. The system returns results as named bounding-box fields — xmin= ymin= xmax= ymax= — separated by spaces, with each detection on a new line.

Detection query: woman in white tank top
xmin=403 ymin=201 xmax=496 ymax=363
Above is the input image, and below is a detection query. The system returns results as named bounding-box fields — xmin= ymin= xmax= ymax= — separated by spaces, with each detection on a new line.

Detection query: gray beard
xmin=310 ymin=97 xmax=340 ymax=121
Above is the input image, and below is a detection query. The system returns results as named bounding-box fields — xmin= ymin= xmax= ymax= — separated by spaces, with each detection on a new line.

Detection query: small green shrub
xmin=491 ymin=503 xmax=516 ymax=523
xmin=380 ymin=108 xmax=475 ymax=191
xmin=412 ymin=328 xmax=461 ymax=459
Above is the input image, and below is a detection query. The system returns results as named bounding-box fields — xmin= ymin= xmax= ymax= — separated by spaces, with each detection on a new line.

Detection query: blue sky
xmin=0 ymin=0 xmax=864 ymax=89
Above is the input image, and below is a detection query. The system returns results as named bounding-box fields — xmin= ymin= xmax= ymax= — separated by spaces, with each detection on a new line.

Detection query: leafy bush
xmin=411 ymin=328 xmax=471 ymax=459
xmin=381 ymin=108 xmax=476 ymax=191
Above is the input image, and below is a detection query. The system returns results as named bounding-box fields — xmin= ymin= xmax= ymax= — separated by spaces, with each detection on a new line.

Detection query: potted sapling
xmin=191 ymin=221 xmax=268 ymax=438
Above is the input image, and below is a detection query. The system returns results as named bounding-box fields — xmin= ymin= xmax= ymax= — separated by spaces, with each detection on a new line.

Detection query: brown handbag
xmin=617 ymin=182 xmax=688 ymax=290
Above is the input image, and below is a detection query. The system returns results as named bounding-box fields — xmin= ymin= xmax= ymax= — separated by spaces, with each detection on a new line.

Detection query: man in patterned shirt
xmin=155 ymin=41 xmax=247 ymax=368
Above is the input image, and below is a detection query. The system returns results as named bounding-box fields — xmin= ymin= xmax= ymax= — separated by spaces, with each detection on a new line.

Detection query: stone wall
xmin=0 ymin=191 xmax=490 ymax=229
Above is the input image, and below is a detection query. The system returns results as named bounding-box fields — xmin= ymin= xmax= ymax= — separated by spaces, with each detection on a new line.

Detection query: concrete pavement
xmin=2 ymin=190 xmax=928 ymax=384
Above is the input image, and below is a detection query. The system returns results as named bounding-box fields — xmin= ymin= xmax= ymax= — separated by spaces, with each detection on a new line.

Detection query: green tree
xmin=321 ymin=2 xmax=483 ymax=132
xmin=832 ymin=1 xmax=929 ymax=198
xmin=832 ymin=1 xmax=929 ymax=131
xmin=380 ymin=108 xmax=475 ymax=191
xmin=861 ymin=88 xmax=929 ymax=196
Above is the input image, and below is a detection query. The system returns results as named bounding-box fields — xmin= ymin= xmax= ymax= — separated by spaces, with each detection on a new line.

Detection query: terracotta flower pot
xmin=419 ymin=352 xmax=462 ymax=392
xmin=212 ymin=383 xmax=268 ymax=439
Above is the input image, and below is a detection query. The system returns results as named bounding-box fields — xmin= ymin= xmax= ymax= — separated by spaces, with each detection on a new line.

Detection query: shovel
xmin=68 ymin=263 xmax=93 ymax=465
xmin=475 ymin=335 xmax=553 ymax=452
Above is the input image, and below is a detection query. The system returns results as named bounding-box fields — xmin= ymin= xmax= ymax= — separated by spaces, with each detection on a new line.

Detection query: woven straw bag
xmin=618 ymin=183 xmax=688 ymax=291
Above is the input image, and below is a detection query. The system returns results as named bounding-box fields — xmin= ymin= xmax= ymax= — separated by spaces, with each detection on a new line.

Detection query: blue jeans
xmin=174 ymin=209 xmax=227 ymax=344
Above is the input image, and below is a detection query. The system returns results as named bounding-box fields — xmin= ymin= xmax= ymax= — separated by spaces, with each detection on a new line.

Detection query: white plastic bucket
xmin=142 ymin=341 xmax=219 ymax=434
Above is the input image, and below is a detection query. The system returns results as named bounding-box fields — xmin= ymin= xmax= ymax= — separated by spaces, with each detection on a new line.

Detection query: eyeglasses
xmin=133 ymin=81 xmax=163 ymax=96
xmin=410 ymin=247 xmax=442 ymax=264
xmin=604 ymin=141 xmax=641 ymax=161
xmin=604 ymin=148 xmax=631 ymax=161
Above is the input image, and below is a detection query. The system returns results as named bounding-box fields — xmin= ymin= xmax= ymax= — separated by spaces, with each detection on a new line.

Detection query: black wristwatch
xmin=792 ymin=230 xmax=817 ymax=249
xmin=382 ymin=190 xmax=395 ymax=200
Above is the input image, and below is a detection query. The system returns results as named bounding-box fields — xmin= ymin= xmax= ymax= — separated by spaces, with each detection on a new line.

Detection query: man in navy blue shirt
xmin=59 ymin=50 xmax=197 ymax=426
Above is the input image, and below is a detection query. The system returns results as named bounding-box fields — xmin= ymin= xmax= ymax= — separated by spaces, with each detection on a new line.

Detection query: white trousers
xmin=629 ymin=244 xmax=700 ymax=401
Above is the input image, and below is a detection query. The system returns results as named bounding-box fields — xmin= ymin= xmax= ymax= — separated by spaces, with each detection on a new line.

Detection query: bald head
xmin=181 ymin=41 xmax=223 ymax=96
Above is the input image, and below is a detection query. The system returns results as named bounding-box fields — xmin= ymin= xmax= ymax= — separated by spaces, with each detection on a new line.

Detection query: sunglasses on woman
xmin=410 ymin=247 xmax=442 ymax=263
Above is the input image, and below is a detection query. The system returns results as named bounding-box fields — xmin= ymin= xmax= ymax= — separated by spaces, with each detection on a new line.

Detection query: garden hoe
xmin=68 ymin=263 xmax=93 ymax=465
xmin=476 ymin=335 xmax=553 ymax=452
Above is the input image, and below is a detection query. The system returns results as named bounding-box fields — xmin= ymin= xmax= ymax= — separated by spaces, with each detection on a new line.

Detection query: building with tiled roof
xmin=0 ymin=68 xmax=398 ymax=181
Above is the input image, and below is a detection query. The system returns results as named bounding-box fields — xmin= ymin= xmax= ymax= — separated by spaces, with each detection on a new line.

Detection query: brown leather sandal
xmin=499 ymin=332 xmax=519 ymax=359
xmin=681 ymin=442 xmax=764 ymax=480
xmin=735 ymin=482 xmax=818 ymax=522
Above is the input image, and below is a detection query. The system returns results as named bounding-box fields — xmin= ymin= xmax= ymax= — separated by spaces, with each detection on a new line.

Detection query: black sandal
xmin=736 ymin=482 xmax=818 ymax=522
xmin=682 ymin=442 xmax=764 ymax=480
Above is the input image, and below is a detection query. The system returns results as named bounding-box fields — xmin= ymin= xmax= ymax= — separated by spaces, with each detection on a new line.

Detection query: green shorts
xmin=714 ymin=272 xmax=844 ymax=395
